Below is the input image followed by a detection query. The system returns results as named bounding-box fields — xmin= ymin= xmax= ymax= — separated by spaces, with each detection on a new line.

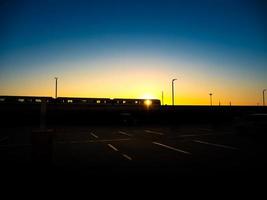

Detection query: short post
xmin=40 ymin=100 xmax=46 ymax=130
xmin=32 ymin=99 xmax=53 ymax=167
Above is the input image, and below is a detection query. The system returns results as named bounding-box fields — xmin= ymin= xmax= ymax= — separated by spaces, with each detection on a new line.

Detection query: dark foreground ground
xmin=1 ymin=123 xmax=267 ymax=183
xmin=1 ymin=105 xmax=267 ymax=192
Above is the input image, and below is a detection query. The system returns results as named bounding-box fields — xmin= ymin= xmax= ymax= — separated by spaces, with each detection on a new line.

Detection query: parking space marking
xmin=152 ymin=142 xmax=192 ymax=155
xmin=56 ymin=138 xmax=131 ymax=144
xmin=97 ymin=138 xmax=131 ymax=142
xmin=0 ymin=144 xmax=31 ymax=148
xmin=90 ymin=132 xmax=99 ymax=139
xmin=193 ymin=140 xmax=239 ymax=150
xmin=118 ymin=131 xmax=133 ymax=137
xmin=145 ymin=130 xmax=164 ymax=136
xmin=122 ymin=154 xmax=132 ymax=161
xmin=0 ymin=136 xmax=8 ymax=143
xmin=198 ymin=128 xmax=212 ymax=132
xmin=179 ymin=133 xmax=213 ymax=137
xmin=108 ymin=144 xmax=119 ymax=152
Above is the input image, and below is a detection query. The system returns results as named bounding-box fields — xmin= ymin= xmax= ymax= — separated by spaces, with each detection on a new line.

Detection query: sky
xmin=0 ymin=0 xmax=266 ymax=105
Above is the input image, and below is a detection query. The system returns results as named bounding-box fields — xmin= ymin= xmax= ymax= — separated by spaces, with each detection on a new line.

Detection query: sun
xmin=140 ymin=93 xmax=156 ymax=99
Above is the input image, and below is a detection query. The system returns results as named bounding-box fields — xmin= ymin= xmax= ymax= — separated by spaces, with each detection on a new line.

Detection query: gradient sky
xmin=0 ymin=0 xmax=266 ymax=105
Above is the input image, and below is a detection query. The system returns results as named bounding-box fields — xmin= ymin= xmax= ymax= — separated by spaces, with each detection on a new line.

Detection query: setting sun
xmin=140 ymin=93 xmax=156 ymax=100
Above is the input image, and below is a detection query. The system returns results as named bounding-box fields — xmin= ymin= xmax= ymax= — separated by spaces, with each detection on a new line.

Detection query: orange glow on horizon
xmin=0 ymin=56 xmax=265 ymax=106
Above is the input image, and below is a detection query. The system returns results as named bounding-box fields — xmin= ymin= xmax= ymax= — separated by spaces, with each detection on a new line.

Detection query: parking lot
xmin=1 ymin=123 xmax=267 ymax=181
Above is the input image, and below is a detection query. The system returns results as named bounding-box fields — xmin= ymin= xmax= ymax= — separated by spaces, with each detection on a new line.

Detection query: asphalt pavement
xmin=1 ymin=123 xmax=266 ymax=183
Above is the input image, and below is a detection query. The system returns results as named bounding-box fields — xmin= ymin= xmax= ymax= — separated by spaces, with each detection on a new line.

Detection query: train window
xmin=35 ymin=99 xmax=42 ymax=103
xmin=67 ymin=100 xmax=73 ymax=103
xmin=135 ymin=100 xmax=139 ymax=104
xmin=81 ymin=100 xmax=87 ymax=103
xmin=18 ymin=98 xmax=24 ymax=102
xmin=117 ymin=100 xmax=120 ymax=104
xmin=104 ymin=100 xmax=106 ymax=104
xmin=0 ymin=98 xmax=5 ymax=102
xmin=123 ymin=100 xmax=126 ymax=104
xmin=96 ymin=100 xmax=101 ymax=104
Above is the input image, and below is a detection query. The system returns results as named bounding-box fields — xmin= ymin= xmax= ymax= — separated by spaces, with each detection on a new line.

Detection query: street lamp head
xmin=209 ymin=93 xmax=212 ymax=96
xmin=172 ymin=78 xmax=177 ymax=82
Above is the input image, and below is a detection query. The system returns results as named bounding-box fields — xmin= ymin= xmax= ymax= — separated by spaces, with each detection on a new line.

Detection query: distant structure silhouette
xmin=263 ymin=89 xmax=266 ymax=106
xmin=172 ymin=78 xmax=177 ymax=106
xmin=209 ymin=93 xmax=213 ymax=106
xmin=54 ymin=77 xmax=58 ymax=99
xmin=161 ymin=91 xmax=164 ymax=106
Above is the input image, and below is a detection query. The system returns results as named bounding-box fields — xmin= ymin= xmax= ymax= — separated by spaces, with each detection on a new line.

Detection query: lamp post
xmin=172 ymin=78 xmax=177 ymax=106
xmin=55 ymin=77 xmax=58 ymax=99
xmin=263 ymin=89 xmax=266 ymax=106
xmin=162 ymin=91 xmax=164 ymax=106
xmin=209 ymin=93 xmax=213 ymax=106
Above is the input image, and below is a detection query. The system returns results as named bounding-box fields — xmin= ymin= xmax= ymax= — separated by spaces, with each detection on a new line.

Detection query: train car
xmin=0 ymin=96 xmax=52 ymax=104
xmin=55 ymin=97 xmax=113 ymax=105
xmin=113 ymin=98 xmax=161 ymax=108
xmin=55 ymin=97 xmax=161 ymax=108
xmin=0 ymin=96 xmax=161 ymax=109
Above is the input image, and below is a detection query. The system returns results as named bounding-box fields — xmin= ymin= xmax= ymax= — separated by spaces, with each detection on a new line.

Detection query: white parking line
xmin=145 ymin=130 xmax=164 ymax=136
xmin=108 ymin=144 xmax=119 ymax=152
xmin=118 ymin=131 xmax=133 ymax=137
xmin=56 ymin=138 xmax=131 ymax=144
xmin=193 ymin=140 xmax=239 ymax=150
xmin=0 ymin=144 xmax=31 ymax=148
xmin=0 ymin=136 xmax=8 ymax=142
xmin=97 ymin=138 xmax=131 ymax=142
xmin=122 ymin=154 xmax=132 ymax=161
xmin=152 ymin=142 xmax=192 ymax=155
xmin=179 ymin=133 xmax=213 ymax=137
xmin=198 ymin=128 xmax=212 ymax=132
xmin=90 ymin=132 xmax=99 ymax=139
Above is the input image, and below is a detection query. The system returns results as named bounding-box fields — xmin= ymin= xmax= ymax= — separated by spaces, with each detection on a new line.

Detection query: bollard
xmin=31 ymin=100 xmax=53 ymax=167
xmin=40 ymin=101 xmax=46 ymax=130
xmin=31 ymin=129 xmax=53 ymax=167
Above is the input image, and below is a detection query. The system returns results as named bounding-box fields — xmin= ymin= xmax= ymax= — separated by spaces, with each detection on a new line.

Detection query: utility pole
xmin=172 ymin=78 xmax=177 ymax=106
xmin=161 ymin=91 xmax=164 ymax=106
xmin=209 ymin=93 xmax=213 ymax=106
xmin=263 ymin=89 xmax=266 ymax=106
xmin=55 ymin=77 xmax=58 ymax=98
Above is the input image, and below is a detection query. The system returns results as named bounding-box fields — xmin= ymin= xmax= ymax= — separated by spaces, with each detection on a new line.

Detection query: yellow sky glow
xmin=0 ymin=56 xmax=264 ymax=105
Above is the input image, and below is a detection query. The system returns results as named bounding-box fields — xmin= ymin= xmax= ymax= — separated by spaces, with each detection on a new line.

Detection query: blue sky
xmin=0 ymin=0 xmax=266 ymax=105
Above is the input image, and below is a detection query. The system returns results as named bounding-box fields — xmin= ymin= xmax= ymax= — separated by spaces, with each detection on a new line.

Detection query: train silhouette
xmin=0 ymin=95 xmax=161 ymax=108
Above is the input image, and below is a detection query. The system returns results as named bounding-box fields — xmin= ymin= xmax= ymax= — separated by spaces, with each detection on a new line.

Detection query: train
xmin=0 ymin=95 xmax=161 ymax=108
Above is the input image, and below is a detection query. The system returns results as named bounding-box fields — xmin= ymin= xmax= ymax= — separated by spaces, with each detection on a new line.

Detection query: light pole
xmin=209 ymin=93 xmax=213 ymax=106
xmin=55 ymin=77 xmax=58 ymax=98
xmin=161 ymin=91 xmax=164 ymax=106
xmin=263 ymin=89 xmax=266 ymax=106
xmin=172 ymin=78 xmax=177 ymax=106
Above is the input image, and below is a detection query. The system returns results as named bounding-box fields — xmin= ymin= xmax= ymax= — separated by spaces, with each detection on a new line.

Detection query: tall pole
xmin=263 ymin=89 xmax=266 ymax=106
xmin=172 ymin=78 xmax=177 ymax=106
xmin=161 ymin=91 xmax=164 ymax=106
xmin=209 ymin=93 xmax=213 ymax=106
xmin=55 ymin=77 xmax=58 ymax=99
